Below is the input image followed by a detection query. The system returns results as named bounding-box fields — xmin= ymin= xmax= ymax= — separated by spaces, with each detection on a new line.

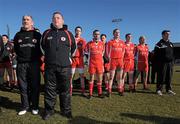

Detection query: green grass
xmin=0 ymin=66 xmax=180 ymax=124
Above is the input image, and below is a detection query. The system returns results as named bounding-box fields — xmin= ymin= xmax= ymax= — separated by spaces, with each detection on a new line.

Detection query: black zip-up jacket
xmin=41 ymin=24 xmax=76 ymax=67
xmin=154 ymin=39 xmax=174 ymax=63
xmin=0 ymin=42 xmax=13 ymax=63
xmin=13 ymin=28 xmax=42 ymax=63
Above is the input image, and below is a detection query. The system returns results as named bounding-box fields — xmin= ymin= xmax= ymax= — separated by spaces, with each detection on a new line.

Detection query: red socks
xmin=105 ymin=81 xmax=109 ymax=90
xmin=118 ymin=84 xmax=124 ymax=93
xmin=89 ymin=82 xmax=94 ymax=96
xmin=97 ymin=82 xmax=102 ymax=95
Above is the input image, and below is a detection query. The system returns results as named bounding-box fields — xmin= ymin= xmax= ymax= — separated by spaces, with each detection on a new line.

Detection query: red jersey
xmin=123 ymin=42 xmax=135 ymax=72
xmin=73 ymin=37 xmax=86 ymax=57
xmin=124 ymin=42 xmax=135 ymax=61
xmin=85 ymin=40 xmax=104 ymax=66
xmin=136 ymin=44 xmax=149 ymax=62
xmin=107 ymin=39 xmax=125 ymax=59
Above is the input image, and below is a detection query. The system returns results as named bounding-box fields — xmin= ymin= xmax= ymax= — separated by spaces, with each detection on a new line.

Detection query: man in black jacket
xmin=14 ymin=15 xmax=42 ymax=115
xmin=41 ymin=11 xmax=76 ymax=120
xmin=154 ymin=30 xmax=176 ymax=96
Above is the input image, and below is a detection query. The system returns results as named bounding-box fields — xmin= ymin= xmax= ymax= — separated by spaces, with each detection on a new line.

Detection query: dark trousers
xmin=44 ymin=65 xmax=71 ymax=114
xmin=156 ymin=62 xmax=173 ymax=92
xmin=17 ymin=62 xmax=40 ymax=110
xmin=151 ymin=63 xmax=156 ymax=84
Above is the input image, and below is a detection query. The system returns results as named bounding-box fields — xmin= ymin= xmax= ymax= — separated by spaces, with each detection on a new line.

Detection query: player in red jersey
xmin=70 ymin=26 xmax=86 ymax=96
xmin=85 ymin=30 xmax=105 ymax=99
xmin=107 ymin=29 xmax=125 ymax=96
xmin=122 ymin=33 xmax=135 ymax=92
xmin=134 ymin=36 xmax=149 ymax=89
xmin=101 ymin=34 xmax=110 ymax=91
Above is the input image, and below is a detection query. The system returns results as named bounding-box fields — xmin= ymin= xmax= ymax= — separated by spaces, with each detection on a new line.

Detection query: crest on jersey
xmin=32 ymin=39 xmax=37 ymax=43
xmin=7 ymin=47 xmax=10 ymax=50
xmin=61 ymin=37 xmax=66 ymax=41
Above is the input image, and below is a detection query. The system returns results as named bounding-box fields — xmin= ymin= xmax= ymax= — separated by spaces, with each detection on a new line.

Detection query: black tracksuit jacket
xmin=13 ymin=28 xmax=42 ymax=63
xmin=41 ymin=24 xmax=76 ymax=67
xmin=154 ymin=39 xmax=174 ymax=63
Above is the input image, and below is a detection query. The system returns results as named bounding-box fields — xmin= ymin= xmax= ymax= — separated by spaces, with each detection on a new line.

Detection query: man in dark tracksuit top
xmin=41 ymin=12 xmax=76 ymax=120
xmin=154 ymin=30 xmax=176 ymax=96
xmin=14 ymin=15 xmax=42 ymax=115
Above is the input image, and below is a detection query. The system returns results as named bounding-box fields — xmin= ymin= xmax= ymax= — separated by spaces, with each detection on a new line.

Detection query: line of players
xmin=0 ymin=26 xmax=149 ymax=99
xmin=69 ymin=26 xmax=149 ymax=98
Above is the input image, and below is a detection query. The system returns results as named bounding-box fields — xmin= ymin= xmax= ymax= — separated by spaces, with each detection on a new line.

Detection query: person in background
xmin=0 ymin=35 xmax=13 ymax=88
xmin=107 ymin=29 xmax=125 ymax=96
xmin=85 ymin=30 xmax=105 ymax=99
xmin=154 ymin=30 xmax=176 ymax=96
xmin=122 ymin=33 xmax=135 ymax=92
xmin=134 ymin=36 xmax=149 ymax=90
xmin=70 ymin=26 xmax=86 ymax=96
xmin=101 ymin=34 xmax=110 ymax=91
xmin=14 ymin=15 xmax=42 ymax=116
xmin=9 ymin=40 xmax=18 ymax=87
xmin=41 ymin=11 xmax=76 ymax=120
xmin=150 ymin=50 xmax=157 ymax=84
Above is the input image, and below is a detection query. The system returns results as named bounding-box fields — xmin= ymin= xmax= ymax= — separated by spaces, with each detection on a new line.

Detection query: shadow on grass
xmin=68 ymin=116 xmax=120 ymax=124
xmin=0 ymin=96 xmax=44 ymax=114
xmin=0 ymin=96 xmax=21 ymax=112
xmin=120 ymin=113 xmax=180 ymax=124
xmin=134 ymin=89 xmax=156 ymax=94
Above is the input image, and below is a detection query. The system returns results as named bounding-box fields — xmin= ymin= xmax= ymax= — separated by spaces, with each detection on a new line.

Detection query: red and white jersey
xmin=73 ymin=37 xmax=86 ymax=57
xmin=136 ymin=44 xmax=149 ymax=62
xmin=107 ymin=39 xmax=125 ymax=59
xmin=124 ymin=41 xmax=135 ymax=61
xmin=85 ymin=40 xmax=104 ymax=65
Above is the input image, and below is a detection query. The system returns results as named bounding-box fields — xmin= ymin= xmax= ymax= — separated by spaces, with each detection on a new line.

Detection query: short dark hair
xmin=125 ymin=33 xmax=131 ymax=38
xmin=22 ymin=15 xmax=33 ymax=20
xmin=2 ymin=34 xmax=9 ymax=39
xmin=139 ymin=36 xmax=145 ymax=41
xmin=113 ymin=28 xmax=119 ymax=35
xmin=75 ymin=26 xmax=82 ymax=32
xmin=93 ymin=30 xmax=100 ymax=35
xmin=162 ymin=30 xmax=170 ymax=35
xmin=101 ymin=34 xmax=107 ymax=38
xmin=53 ymin=11 xmax=64 ymax=19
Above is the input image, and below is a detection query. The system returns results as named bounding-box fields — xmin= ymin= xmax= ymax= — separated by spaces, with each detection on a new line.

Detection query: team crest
xmin=61 ymin=37 xmax=66 ymax=41
xmin=32 ymin=39 xmax=37 ymax=43
xmin=7 ymin=47 xmax=10 ymax=50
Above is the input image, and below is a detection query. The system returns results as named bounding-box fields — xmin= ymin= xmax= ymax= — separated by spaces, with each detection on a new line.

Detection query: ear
xmin=31 ymin=20 xmax=34 ymax=26
xmin=62 ymin=19 xmax=64 ymax=24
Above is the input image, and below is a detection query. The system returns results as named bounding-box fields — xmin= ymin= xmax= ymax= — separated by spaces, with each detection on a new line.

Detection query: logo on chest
xmin=47 ymin=36 xmax=53 ymax=40
xmin=61 ymin=37 xmax=66 ymax=41
xmin=32 ymin=39 xmax=37 ymax=43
